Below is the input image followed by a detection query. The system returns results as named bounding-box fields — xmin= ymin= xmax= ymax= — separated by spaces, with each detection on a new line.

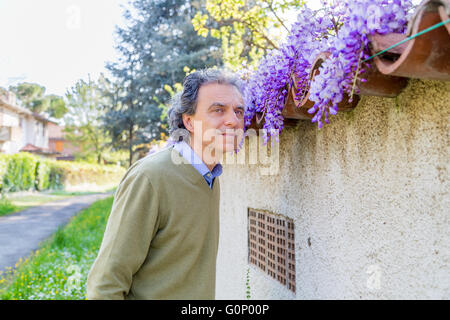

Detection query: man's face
xmin=182 ymin=82 xmax=245 ymax=157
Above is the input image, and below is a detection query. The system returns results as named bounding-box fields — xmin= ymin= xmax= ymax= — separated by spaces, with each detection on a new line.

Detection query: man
xmin=86 ymin=68 xmax=245 ymax=299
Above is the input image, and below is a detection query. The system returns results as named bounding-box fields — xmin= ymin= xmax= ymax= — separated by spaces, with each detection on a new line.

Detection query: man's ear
xmin=182 ymin=113 xmax=194 ymax=133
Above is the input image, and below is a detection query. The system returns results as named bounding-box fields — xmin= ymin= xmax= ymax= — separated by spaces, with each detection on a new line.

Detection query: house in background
xmin=0 ymin=90 xmax=77 ymax=160
xmin=47 ymin=122 xmax=79 ymax=160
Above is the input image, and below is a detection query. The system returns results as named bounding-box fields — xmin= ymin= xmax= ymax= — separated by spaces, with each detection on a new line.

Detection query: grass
xmin=0 ymin=187 xmax=116 ymax=217
xmin=0 ymin=196 xmax=113 ymax=300
xmin=0 ymin=197 xmax=26 ymax=217
xmin=0 ymin=193 xmax=75 ymax=217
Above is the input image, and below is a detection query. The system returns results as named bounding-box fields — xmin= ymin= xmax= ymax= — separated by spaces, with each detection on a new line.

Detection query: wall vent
xmin=248 ymin=208 xmax=296 ymax=293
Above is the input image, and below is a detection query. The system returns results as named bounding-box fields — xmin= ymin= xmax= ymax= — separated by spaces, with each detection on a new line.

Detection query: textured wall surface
xmin=215 ymin=79 xmax=449 ymax=299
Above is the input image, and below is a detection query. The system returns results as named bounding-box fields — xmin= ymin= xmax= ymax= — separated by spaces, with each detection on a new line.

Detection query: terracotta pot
xmin=282 ymin=82 xmax=313 ymax=120
xmin=357 ymin=62 xmax=409 ymax=97
xmin=245 ymin=110 xmax=298 ymax=134
xmin=286 ymin=51 xmax=360 ymax=118
xmin=293 ymin=52 xmax=331 ymax=109
xmin=283 ymin=118 xmax=300 ymax=128
xmin=439 ymin=5 xmax=450 ymax=34
xmin=281 ymin=52 xmax=329 ymax=120
xmin=255 ymin=111 xmax=264 ymax=125
xmin=370 ymin=0 xmax=450 ymax=81
xmin=246 ymin=111 xmax=265 ymax=131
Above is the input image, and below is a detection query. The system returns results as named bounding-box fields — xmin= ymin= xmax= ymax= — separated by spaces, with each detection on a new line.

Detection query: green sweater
xmin=86 ymin=145 xmax=221 ymax=300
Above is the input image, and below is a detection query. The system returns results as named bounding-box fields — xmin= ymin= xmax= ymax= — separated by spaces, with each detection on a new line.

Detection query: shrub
xmin=48 ymin=162 xmax=66 ymax=191
xmin=0 ymin=154 xmax=9 ymax=191
xmin=0 ymin=196 xmax=18 ymax=217
xmin=0 ymin=153 xmax=125 ymax=193
xmin=2 ymin=153 xmax=38 ymax=192
xmin=35 ymin=159 xmax=52 ymax=191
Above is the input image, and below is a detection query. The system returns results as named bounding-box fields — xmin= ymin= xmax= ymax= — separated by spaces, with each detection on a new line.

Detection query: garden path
xmin=0 ymin=193 xmax=112 ymax=273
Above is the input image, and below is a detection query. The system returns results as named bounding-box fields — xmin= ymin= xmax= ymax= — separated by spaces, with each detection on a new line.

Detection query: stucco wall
xmin=215 ymin=79 xmax=449 ymax=299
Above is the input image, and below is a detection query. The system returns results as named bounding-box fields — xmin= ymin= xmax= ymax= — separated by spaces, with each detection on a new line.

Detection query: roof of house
xmin=20 ymin=143 xmax=59 ymax=155
xmin=20 ymin=143 xmax=42 ymax=152
xmin=0 ymin=92 xmax=58 ymax=124
xmin=0 ymin=93 xmax=32 ymax=116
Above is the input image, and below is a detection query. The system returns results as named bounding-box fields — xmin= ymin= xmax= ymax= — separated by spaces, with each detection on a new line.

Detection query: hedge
xmin=0 ymin=153 xmax=126 ymax=193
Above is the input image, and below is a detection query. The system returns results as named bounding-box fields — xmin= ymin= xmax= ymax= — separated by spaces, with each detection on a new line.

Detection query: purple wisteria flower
xmin=243 ymin=5 xmax=333 ymax=145
xmin=242 ymin=0 xmax=413 ymax=139
xmin=307 ymin=0 xmax=412 ymax=129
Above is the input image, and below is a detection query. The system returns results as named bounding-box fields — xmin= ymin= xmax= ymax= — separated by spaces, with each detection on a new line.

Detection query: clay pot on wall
xmin=246 ymin=0 xmax=450 ymax=135
xmin=282 ymin=51 xmax=360 ymax=121
xmin=357 ymin=62 xmax=409 ymax=97
xmin=370 ymin=0 xmax=450 ymax=81
xmin=246 ymin=108 xmax=299 ymax=133
xmin=287 ymin=52 xmax=331 ymax=119
xmin=246 ymin=111 xmax=265 ymax=131
xmin=281 ymin=76 xmax=314 ymax=120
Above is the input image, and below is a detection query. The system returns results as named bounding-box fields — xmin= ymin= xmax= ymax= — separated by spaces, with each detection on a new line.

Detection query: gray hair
xmin=167 ymin=68 xmax=244 ymax=143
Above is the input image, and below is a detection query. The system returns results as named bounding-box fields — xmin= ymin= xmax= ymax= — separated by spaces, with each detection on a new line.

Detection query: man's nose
xmin=224 ymin=109 xmax=241 ymax=127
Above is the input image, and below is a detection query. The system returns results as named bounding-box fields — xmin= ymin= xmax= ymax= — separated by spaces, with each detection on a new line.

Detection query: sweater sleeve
xmin=86 ymin=168 xmax=159 ymax=300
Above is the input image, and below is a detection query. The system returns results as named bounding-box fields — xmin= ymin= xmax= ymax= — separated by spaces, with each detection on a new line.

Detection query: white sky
xmin=0 ymin=0 xmax=321 ymax=98
xmin=0 ymin=0 xmax=129 ymax=96
xmin=0 ymin=0 xmax=420 ymax=97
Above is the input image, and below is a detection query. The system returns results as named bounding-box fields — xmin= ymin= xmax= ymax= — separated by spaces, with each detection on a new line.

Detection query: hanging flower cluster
xmin=243 ymin=0 xmax=413 ymax=143
xmin=308 ymin=0 xmax=412 ymax=128
xmin=242 ymin=48 xmax=289 ymax=145
xmin=243 ymin=5 xmax=333 ymax=145
xmin=287 ymin=7 xmax=333 ymax=104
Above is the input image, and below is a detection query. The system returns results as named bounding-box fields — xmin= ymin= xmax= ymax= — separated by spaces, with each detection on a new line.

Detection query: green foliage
xmin=0 ymin=196 xmax=20 ymax=217
xmin=35 ymin=160 xmax=52 ymax=191
xmin=0 ymin=197 xmax=114 ymax=300
xmin=54 ymin=160 xmax=125 ymax=188
xmin=8 ymin=82 xmax=67 ymax=119
xmin=0 ymin=153 xmax=125 ymax=193
xmin=107 ymin=0 xmax=223 ymax=165
xmin=101 ymin=149 xmax=130 ymax=167
xmin=8 ymin=82 xmax=46 ymax=112
xmin=64 ymin=75 xmax=112 ymax=164
xmin=192 ymin=0 xmax=304 ymax=70
xmin=2 ymin=153 xmax=38 ymax=192
xmin=0 ymin=153 xmax=65 ymax=192
xmin=45 ymin=95 xmax=68 ymax=119
xmin=158 ymin=66 xmax=195 ymax=123
xmin=0 ymin=154 xmax=9 ymax=191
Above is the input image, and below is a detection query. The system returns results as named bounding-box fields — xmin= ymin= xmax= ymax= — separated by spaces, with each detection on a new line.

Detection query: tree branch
xmin=265 ymin=0 xmax=290 ymax=33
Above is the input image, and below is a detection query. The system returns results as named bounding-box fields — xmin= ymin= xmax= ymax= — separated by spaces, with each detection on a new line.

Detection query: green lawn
xmin=0 ymin=197 xmax=26 ymax=217
xmin=0 ymin=196 xmax=113 ymax=300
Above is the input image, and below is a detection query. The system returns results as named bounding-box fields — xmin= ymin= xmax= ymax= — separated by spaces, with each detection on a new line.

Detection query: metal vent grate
xmin=248 ymin=209 xmax=296 ymax=293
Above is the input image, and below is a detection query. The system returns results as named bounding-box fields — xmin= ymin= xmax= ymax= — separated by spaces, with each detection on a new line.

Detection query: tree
xmin=100 ymin=76 xmax=157 ymax=167
xmin=192 ymin=0 xmax=304 ymax=70
xmin=45 ymin=95 xmax=68 ymax=119
xmin=9 ymin=82 xmax=46 ymax=112
xmin=64 ymin=75 xmax=111 ymax=164
xmin=106 ymin=0 xmax=223 ymax=165
xmin=8 ymin=82 xmax=67 ymax=119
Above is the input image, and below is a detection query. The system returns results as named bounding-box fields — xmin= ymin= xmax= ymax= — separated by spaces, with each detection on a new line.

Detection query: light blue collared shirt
xmin=173 ymin=140 xmax=222 ymax=189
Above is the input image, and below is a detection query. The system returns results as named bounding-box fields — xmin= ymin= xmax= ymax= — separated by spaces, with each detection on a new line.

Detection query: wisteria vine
xmin=243 ymin=0 xmax=413 ymax=144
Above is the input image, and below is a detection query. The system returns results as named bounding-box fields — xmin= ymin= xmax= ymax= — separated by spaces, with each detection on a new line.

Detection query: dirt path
xmin=0 ymin=193 xmax=112 ymax=272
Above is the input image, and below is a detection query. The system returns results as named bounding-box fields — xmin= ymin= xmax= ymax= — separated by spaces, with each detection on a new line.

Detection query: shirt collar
xmin=173 ymin=140 xmax=223 ymax=179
